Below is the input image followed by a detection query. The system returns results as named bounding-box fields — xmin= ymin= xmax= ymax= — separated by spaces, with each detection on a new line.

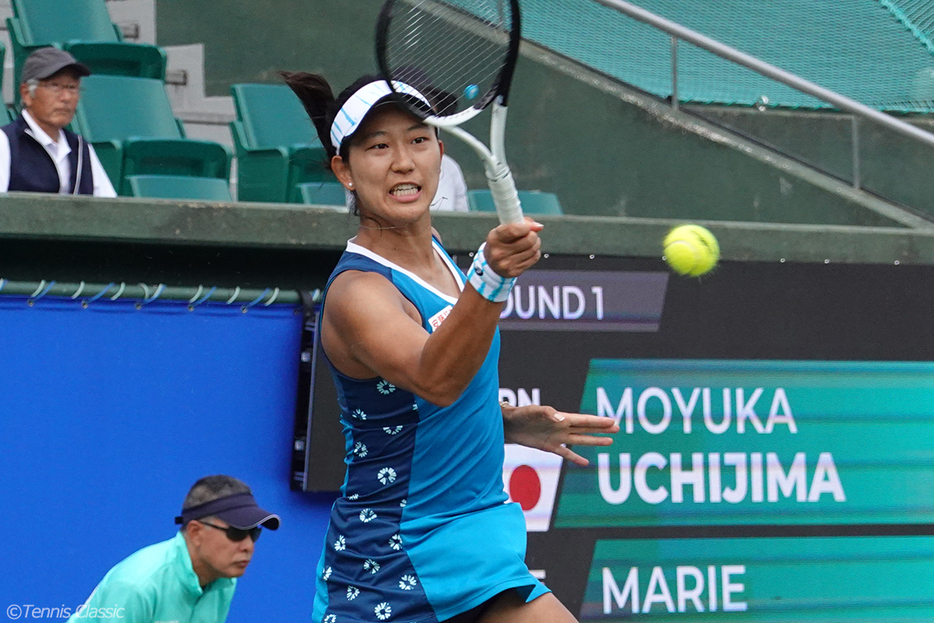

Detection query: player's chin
xmin=227 ymin=561 xmax=251 ymax=577
xmin=387 ymin=194 xmax=432 ymax=216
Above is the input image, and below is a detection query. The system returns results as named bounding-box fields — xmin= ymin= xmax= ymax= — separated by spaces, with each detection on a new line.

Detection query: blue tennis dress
xmin=312 ymin=239 xmax=548 ymax=623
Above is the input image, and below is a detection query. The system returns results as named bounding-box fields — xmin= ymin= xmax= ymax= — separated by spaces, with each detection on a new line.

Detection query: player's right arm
xmin=322 ymin=219 xmax=541 ymax=406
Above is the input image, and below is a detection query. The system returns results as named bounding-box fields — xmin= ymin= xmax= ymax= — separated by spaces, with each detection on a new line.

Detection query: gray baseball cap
xmin=21 ymin=47 xmax=90 ymax=83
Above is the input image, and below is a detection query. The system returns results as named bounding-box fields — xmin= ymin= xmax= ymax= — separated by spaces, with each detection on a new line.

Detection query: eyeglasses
xmin=196 ymin=520 xmax=262 ymax=542
xmin=37 ymin=82 xmax=80 ymax=95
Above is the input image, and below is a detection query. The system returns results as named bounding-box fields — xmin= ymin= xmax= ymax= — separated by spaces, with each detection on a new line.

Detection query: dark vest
xmin=2 ymin=114 xmax=93 ymax=194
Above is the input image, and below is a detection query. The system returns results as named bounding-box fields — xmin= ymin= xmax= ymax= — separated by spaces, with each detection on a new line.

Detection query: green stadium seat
xmin=127 ymin=175 xmax=233 ymax=201
xmin=7 ymin=0 xmax=166 ymax=105
xmin=230 ymin=83 xmax=329 ymax=203
xmin=467 ymin=190 xmax=564 ymax=215
xmin=71 ymin=75 xmax=231 ymax=196
xmin=297 ymin=182 xmax=350 ymax=208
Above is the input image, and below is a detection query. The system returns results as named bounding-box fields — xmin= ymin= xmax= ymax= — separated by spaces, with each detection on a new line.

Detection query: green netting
xmin=521 ymin=0 xmax=934 ymax=112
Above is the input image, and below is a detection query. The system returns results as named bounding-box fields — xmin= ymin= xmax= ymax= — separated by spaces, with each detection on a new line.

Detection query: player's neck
xmin=353 ymin=224 xmax=458 ymax=295
xmin=354 ymin=218 xmax=435 ymax=265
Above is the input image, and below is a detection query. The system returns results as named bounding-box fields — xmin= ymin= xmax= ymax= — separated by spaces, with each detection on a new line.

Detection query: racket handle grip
xmin=486 ymin=167 xmax=524 ymax=225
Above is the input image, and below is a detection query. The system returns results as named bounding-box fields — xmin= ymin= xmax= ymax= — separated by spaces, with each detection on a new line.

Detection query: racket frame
xmin=376 ymin=0 xmax=525 ymax=224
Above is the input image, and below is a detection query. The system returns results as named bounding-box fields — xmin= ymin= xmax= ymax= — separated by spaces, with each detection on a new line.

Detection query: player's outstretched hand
xmin=484 ymin=217 xmax=543 ymax=279
xmin=502 ymin=403 xmax=619 ymax=466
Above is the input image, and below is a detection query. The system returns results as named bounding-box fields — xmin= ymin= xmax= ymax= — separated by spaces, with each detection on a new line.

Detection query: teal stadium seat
xmin=297 ymin=182 xmax=350 ymax=208
xmin=7 ymin=0 xmax=166 ymax=105
xmin=127 ymin=175 xmax=233 ymax=201
xmin=230 ymin=83 xmax=329 ymax=203
xmin=71 ymin=75 xmax=231 ymax=196
xmin=467 ymin=190 xmax=564 ymax=215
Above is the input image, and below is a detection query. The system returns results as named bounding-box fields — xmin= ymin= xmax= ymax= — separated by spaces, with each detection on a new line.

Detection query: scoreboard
xmin=298 ymin=253 xmax=934 ymax=620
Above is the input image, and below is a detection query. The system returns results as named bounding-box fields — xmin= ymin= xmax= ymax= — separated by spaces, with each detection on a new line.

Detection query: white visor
xmin=330 ymin=80 xmax=432 ymax=151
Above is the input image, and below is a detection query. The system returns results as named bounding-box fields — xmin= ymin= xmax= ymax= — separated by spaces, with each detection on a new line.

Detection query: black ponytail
xmin=280 ymin=71 xmax=339 ymax=162
xmin=281 ymin=72 xmax=391 ymax=166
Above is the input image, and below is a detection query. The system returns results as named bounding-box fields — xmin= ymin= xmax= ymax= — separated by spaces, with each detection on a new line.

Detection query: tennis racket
xmin=376 ymin=0 xmax=524 ymax=224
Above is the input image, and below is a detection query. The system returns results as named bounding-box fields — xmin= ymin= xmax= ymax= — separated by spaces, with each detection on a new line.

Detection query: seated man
xmin=68 ymin=475 xmax=280 ymax=623
xmin=0 ymin=47 xmax=115 ymax=196
xmin=431 ymin=153 xmax=469 ymax=213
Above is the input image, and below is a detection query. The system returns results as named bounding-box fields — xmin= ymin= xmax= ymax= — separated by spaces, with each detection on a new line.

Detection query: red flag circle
xmin=508 ymin=464 xmax=542 ymax=511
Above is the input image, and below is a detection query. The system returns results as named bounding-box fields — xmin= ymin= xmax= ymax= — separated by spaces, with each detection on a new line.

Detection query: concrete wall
xmin=154 ymin=0 xmax=934 ymax=225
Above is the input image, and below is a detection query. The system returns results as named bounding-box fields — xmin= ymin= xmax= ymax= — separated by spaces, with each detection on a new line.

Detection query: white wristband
xmin=468 ymin=243 xmax=516 ymax=303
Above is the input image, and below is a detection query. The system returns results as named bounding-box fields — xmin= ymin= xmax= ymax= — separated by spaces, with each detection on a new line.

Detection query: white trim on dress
xmin=345 ymin=239 xmax=464 ymax=305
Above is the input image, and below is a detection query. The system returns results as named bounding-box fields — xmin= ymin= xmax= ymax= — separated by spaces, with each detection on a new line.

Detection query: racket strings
xmin=391 ymin=12 xmax=506 ymax=79
xmin=414 ymin=36 xmax=503 ymax=93
xmin=383 ymin=0 xmax=514 ymax=116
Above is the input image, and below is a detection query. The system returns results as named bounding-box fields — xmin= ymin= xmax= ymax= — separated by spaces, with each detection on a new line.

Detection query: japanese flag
xmin=502 ymin=444 xmax=563 ymax=532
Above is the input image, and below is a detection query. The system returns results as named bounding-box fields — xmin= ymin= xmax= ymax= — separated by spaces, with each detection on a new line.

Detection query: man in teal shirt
xmin=69 ymin=475 xmax=279 ymax=623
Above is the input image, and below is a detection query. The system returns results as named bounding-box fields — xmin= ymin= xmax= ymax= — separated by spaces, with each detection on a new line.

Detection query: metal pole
xmin=852 ymin=116 xmax=861 ymax=190
xmin=671 ymin=35 xmax=679 ymax=111
xmin=591 ymin=0 xmax=934 ymax=150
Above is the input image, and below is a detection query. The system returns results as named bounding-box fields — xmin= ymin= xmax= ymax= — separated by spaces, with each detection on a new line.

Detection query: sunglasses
xmin=197 ymin=520 xmax=262 ymax=542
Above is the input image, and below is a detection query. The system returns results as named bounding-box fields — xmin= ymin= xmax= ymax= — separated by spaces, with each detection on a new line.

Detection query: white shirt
xmin=431 ymin=154 xmax=469 ymax=213
xmin=0 ymin=110 xmax=116 ymax=197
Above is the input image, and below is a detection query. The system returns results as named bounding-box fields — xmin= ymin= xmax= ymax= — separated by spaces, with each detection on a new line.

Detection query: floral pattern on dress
xmin=378 ymin=467 xmax=397 ymax=485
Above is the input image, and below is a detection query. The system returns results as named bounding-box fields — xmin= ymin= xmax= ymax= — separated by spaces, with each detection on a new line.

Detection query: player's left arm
xmin=501 ymin=403 xmax=619 ymax=466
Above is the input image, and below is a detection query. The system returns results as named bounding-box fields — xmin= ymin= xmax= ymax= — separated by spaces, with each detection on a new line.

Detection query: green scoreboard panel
xmin=585 ymin=536 xmax=934 ymax=620
xmin=560 ymin=359 xmax=934 ymax=527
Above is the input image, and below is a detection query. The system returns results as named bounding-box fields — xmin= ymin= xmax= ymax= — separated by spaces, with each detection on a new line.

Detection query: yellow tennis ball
xmin=663 ymin=225 xmax=720 ymax=277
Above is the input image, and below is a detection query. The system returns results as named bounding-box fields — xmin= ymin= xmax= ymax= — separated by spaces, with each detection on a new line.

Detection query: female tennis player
xmin=283 ymin=71 xmax=618 ymax=623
